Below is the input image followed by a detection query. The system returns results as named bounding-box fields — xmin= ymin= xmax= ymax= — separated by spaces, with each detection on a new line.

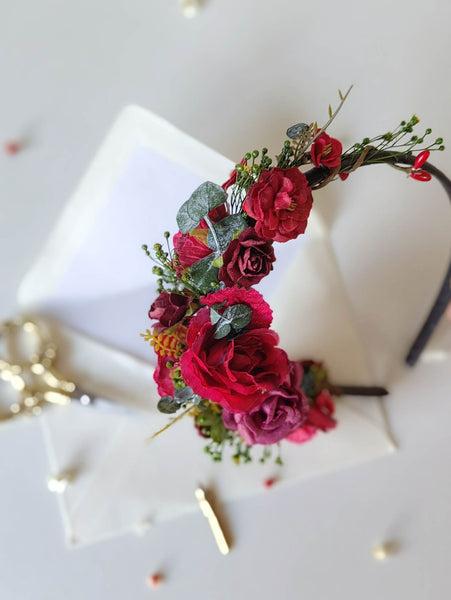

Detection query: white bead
xmin=47 ymin=475 xmax=69 ymax=494
xmin=180 ymin=0 xmax=201 ymax=18
xmin=373 ymin=544 xmax=391 ymax=562
xmin=133 ymin=518 xmax=153 ymax=537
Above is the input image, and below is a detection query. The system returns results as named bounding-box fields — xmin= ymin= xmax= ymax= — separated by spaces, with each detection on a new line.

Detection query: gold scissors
xmin=0 ymin=317 xmax=123 ymax=423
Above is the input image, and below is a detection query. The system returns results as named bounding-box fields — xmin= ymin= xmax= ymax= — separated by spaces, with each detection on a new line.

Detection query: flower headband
xmin=142 ymin=88 xmax=449 ymax=464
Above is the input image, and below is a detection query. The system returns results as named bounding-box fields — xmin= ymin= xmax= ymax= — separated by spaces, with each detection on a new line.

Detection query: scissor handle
xmin=0 ymin=317 xmax=76 ymax=422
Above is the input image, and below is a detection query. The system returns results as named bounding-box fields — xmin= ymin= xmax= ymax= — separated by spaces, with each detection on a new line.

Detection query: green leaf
xmin=157 ymin=396 xmax=180 ymax=414
xmin=176 ymin=182 xmax=227 ymax=234
xmin=213 ymin=303 xmax=253 ymax=339
xmin=189 ymin=254 xmax=219 ymax=291
xmin=223 ymin=304 xmax=253 ymax=330
xmin=207 ymin=214 xmax=247 ymax=251
xmin=210 ymin=307 xmax=222 ymax=325
xmin=214 ymin=320 xmax=232 ymax=339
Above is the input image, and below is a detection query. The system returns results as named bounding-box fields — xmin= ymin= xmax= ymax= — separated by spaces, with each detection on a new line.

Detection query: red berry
xmin=4 ymin=141 xmax=20 ymax=156
xmin=264 ymin=478 xmax=276 ymax=488
xmin=339 ymin=172 xmax=349 ymax=181
xmin=413 ymin=150 xmax=430 ymax=170
xmin=410 ymin=170 xmax=432 ymax=182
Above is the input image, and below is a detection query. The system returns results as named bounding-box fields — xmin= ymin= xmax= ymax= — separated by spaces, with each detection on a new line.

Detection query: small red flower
xmin=243 ymin=167 xmax=313 ymax=243
xmin=310 ymin=132 xmax=342 ymax=169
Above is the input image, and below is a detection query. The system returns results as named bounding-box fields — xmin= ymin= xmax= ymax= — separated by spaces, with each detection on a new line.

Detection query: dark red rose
xmin=310 ymin=132 xmax=342 ymax=168
xmin=218 ymin=228 xmax=275 ymax=288
xmin=180 ymin=307 xmax=290 ymax=413
xmin=222 ymin=361 xmax=308 ymax=445
xmin=243 ymin=167 xmax=313 ymax=243
xmin=148 ymin=291 xmax=190 ymax=327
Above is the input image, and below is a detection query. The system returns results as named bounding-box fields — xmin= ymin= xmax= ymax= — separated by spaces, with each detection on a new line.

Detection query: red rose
xmin=148 ymin=291 xmax=191 ymax=327
xmin=218 ymin=227 xmax=275 ymax=288
xmin=173 ymin=230 xmax=212 ymax=269
xmin=243 ymin=167 xmax=313 ymax=243
xmin=180 ymin=307 xmax=289 ymax=413
xmin=173 ymin=205 xmax=228 ymax=269
xmin=154 ymin=353 xmax=176 ymax=397
xmin=286 ymin=388 xmax=336 ymax=444
xmin=310 ymin=132 xmax=342 ymax=169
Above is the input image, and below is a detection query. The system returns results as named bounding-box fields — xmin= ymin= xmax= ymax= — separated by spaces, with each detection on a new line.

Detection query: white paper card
xmin=18 ymin=106 xmax=395 ymax=546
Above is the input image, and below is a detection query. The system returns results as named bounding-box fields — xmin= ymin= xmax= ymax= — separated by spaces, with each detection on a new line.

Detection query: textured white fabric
xmin=18 ymin=107 xmax=395 ymax=547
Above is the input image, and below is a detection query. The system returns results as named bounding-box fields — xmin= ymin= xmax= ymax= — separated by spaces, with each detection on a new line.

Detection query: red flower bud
xmin=410 ymin=170 xmax=432 ymax=182
xmin=413 ymin=150 xmax=430 ymax=170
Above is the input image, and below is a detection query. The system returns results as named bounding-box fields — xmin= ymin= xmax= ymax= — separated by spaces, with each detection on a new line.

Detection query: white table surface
xmin=1 ymin=1 xmax=450 ymax=598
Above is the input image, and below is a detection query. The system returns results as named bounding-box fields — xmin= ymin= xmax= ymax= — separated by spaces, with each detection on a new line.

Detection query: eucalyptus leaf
xmin=189 ymin=254 xmax=219 ymax=291
xmin=286 ymin=123 xmax=309 ymax=139
xmin=176 ymin=182 xmax=227 ymax=234
xmin=213 ymin=320 xmax=232 ymax=339
xmin=206 ymin=214 xmax=248 ymax=251
xmin=157 ymin=396 xmax=180 ymax=414
xmin=223 ymin=304 xmax=253 ymax=330
xmin=210 ymin=308 xmax=222 ymax=325
xmin=174 ymin=386 xmax=194 ymax=403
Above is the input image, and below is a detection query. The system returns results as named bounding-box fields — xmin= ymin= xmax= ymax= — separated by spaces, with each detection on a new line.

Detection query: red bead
xmin=410 ymin=170 xmax=432 ymax=182
xmin=263 ymin=478 xmax=276 ymax=488
xmin=147 ymin=573 xmax=163 ymax=589
xmin=4 ymin=141 xmax=20 ymax=156
xmin=413 ymin=150 xmax=430 ymax=170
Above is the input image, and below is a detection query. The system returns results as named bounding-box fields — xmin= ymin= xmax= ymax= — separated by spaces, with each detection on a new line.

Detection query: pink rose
xmin=222 ymin=361 xmax=308 ymax=445
xmin=243 ymin=167 xmax=313 ymax=243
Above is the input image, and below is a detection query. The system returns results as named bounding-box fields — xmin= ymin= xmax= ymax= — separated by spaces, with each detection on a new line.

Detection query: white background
xmin=0 ymin=1 xmax=450 ymax=599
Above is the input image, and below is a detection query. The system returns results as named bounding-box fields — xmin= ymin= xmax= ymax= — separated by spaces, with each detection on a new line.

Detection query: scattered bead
xmin=4 ymin=141 xmax=20 ymax=156
xmin=133 ymin=518 xmax=153 ymax=537
xmin=180 ymin=0 xmax=201 ymax=18
xmin=263 ymin=477 xmax=276 ymax=489
xmin=147 ymin=573 xmax=163 ymax=589
xmin=47 ymin=474 xmax=69 ymax=494
xmin=372 ymin=542 xmax=398 ymax=561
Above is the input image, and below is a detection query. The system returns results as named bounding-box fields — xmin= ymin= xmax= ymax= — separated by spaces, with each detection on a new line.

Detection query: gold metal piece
xmin=195 ymin=487 xmax=230 ymax=555
xmin=0 ymin=316 xmax=78 ymax=423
